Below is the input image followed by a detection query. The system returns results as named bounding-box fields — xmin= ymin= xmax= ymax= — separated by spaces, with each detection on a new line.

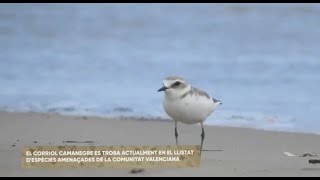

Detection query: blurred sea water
xmin=1 ymin=3 xmax=320 ymax=134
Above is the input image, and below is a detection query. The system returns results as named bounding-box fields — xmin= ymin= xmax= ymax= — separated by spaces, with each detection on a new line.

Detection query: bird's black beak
xmin=157 ymin=86 xmax=168 ymax=92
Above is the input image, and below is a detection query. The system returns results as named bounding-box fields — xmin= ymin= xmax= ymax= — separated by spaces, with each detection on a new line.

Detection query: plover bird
xmin=158 ymin=76 xmax=222 ymax=155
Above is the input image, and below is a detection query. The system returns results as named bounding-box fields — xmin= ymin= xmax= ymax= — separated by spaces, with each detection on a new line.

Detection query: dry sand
xmin=0 ymin=111 xmax=320 ymax=177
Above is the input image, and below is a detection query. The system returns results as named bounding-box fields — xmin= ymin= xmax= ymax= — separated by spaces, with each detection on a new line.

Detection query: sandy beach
xmin=0 ymin=111 xmax=319 ymax=177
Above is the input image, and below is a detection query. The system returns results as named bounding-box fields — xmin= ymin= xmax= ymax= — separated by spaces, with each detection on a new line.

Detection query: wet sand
xmin=0 ymin=111 xmax=320 ymax=177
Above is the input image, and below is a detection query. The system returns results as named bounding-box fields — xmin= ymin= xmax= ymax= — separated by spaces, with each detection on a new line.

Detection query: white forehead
xmin=163 ymin=76 xmax=186 ymax=86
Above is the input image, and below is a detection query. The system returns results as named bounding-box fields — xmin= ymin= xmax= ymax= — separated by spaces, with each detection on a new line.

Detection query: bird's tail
xmin=212 ymin=98 xmax=222 ymax=105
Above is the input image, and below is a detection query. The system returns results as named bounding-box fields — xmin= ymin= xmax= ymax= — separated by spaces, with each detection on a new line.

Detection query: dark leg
xmin=200 ymin=122 xmax=205 ymax=156
xmin=175 ymin=121 xmax=178 ymax=146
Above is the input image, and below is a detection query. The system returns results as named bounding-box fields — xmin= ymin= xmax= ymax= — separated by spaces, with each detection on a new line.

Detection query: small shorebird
xmin=158 ymin=76 xmax=222 ymax=155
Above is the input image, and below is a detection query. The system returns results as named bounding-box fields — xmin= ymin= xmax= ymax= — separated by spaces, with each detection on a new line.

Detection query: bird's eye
xmin=174 ymin=81 xmax=181 ymax=86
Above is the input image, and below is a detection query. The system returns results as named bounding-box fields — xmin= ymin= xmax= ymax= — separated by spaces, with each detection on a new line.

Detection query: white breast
xmin=163 ymin=93 xmax=215 ymax=124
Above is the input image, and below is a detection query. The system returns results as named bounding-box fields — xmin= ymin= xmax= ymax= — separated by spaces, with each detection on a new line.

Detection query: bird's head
xmin=157 ymin=76 xmax=191 ymax=99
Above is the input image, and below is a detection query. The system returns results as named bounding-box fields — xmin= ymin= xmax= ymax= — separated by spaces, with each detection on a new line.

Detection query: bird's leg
xmin=200 ymin=122 xmax=205 ymax=156
xmin=175 ymin=121 xmax=178 ymax=146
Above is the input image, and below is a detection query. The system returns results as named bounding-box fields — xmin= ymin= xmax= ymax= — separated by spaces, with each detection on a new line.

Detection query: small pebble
xmin=130 ymin=168 xmax=145 ymax=174
xmin=309 ymin=159 xmax=320 ymax=164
